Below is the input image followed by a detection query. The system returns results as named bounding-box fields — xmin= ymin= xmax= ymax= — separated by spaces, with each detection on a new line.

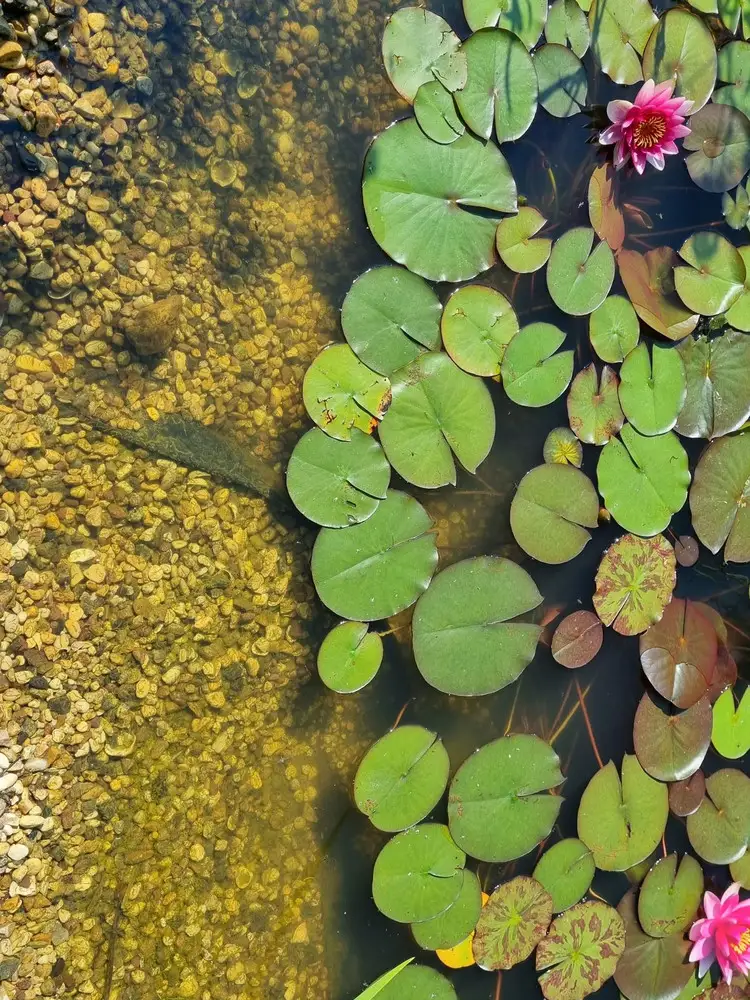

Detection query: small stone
xmin=29 ymin=261 xmax=54 ymax=281
xmin=34 ymin=101 xmax=59 ymax=138
xmin=188 ymin=843 xmax=205 ymax=862
xmin=8 ymin=844 xmax=29 ymax=862
xmin=0 ymin=41 xmax=23 ymax=69
xmin=69 ymin=548 xmax=96 ymax=563
xmin=87 ymin=11 xmax=107 ymax=30
xmin=87 ymin=195 xmax=110 ymax=213
xmin=24 ymin=759 xmax=47 ymax=772
xmin=135 ymin=679 xmax=150 ymax=699
xmin=15 ymin=355 xmax=51 ymax=374
xmin=125 ymin=295 xmax=182 ymax=355
xmin=136 ymin=76 xmax=153 ymax=97
xmin=0 ymin=773 xmax=17 ymax=792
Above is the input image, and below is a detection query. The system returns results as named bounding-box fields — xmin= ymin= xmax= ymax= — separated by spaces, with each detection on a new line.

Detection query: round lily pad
xmin=714 ymin=41 xmax=750 ymax=118
xmin=711 ymin=687 xmax=750 ymax=759
xmin=510 ymin=464 xmax=600 ymax=564
xmin=448 ymin=735 xmax=564 ymax=863
xmin=686 ymin=767 xmax=750 ymax=864
xmin=639 ymin=599 xmax=718 ymax=710
xmin=642 ymin=9 xmax=717 ymax=114
xmin=318 ymin=621 xmax=384 ymax=694
xmin=501 ymin=322 xmax=574 ymax=406
xmin=287 ymin=428 xmax=390 ymax=527
xmin=545 ymin=0 xmax=591 ymax=57
xmin=618 ymin=247 xmax=699 ymax=342
xmin=633 ymin=692 xmax=712 ymax=782
xmin=378 ymin=352 xmax=495 ymax=489
xmin=638 ymin=854 xmax=703 ymax=939
xmin=496 ymin=207 xmax=552 ymax=273
xmin=473 ymin=877 xmax=553 ymax=971
xmin=690 ymin=431 xmax=750 ymax=562
xmin=676 ymin=332 xmax=750 ymax=439
xmin=354 ymin=726 xmax=450 ymax=832
xmin=441 ymin=285 xmax=519 ymax=376
xmin=462 ymin=0 xmax=548 ymax=48
xmin=727 ymin=246 xmax=750 ymax=331
xmin=543 ymin=427 xmax=583 ymax=467
xmin=411 ymin=870 xmax=482 ymax=951
xmin=412 ymin=557 xmax=542 ymax=697
xmin=683 ymin=105 xmax=750 ymax=193
xmin=303 ymin=344 xmax=391 ymax=441
xmin=567 ymin=364 xmax=624 ymax=446
xmin=536 ymin=901 xmax=626 ymax=1000
xmin=376 ymin=963 xmax=458 ymax=1000
xmin=669 ymin=771 xmax=706 ymax=817
xmin=589 ymin=296 xmax=640 ymax=363
xmin=414 ymin=81 xmax=465 ymax=145
xmin=533 ymin=44 xmax=588 ymax=118
xmin=588 ymin=0 xmax=657 ymax=86
xmin=363 ymin=119 xmax=517 ymax=283
xmin=614 ymin=890 xmax=692 ymax=1000
xmin=675 ymin=536 xmax=700 ymax=568
xmin=618 ymin=344 xmax=687 ymax=437
xmin=533 ymin=839 xmax=595 ymax=912
xmin=547 ymin=228 xmax=615 ymax=316
xmin=674 ymin=233 xmax=746 ymax=315
xmin=588 ymin=163 xmax=625 ymax=252
xmin=372 ymin=823 xmax=465 ymax=923
xmin=551 ymin=612 xmax=603 ymax=669
xmin=593 ymin=533 xmax=676 ymax=636
xmin=341 ymin=266 xmax=442 ymax=376
xmin=382 ymin=7 xmax=467 ymax=103
xmin=311 ymin=490 xmax=438 ymax=622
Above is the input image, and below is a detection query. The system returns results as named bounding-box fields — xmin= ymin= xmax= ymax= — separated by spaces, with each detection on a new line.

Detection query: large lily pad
xmin=311 ymin=490 xmax=438 ymax=621
xmin=690 ymin=431 xmax=750 ymax=561
xmin=676 ymin=332 xmax=750 ymax=440
xmin=639 ymin=599 xmax=718 ymax=710
xmin=376 ymin=965 xmax=457 ymax=1000
xmin=362 ymin=119 xmax=517 ymax=283
xmin=614 ymin=890 xmax=692 ymax=1000
xmin=462 ymin=0 xmax=548 ymax=48
xmin=618 ymin=344 xmax=686 ymax=437
xmin=411 ymin=870 xmax=482 ymax=951
xmin=683 ymin=105 xmax=750 ymax=194
xmin=712 ymin=687 xmax=750 ymax=759
xmin=317 ymin=621 xmax=384 ymax=694
xmin=378 ymin=353 xmax=495 ymax=489
xmin=414 ymin=81 xmax=466 ymax=145
xmin=578 ymin=755 xmax=668 ymax=871
xmin=441 ymin=285 xmax=518 ymax=377
xmin=547 ymin=228 xmax=615 ymax=316
xmin=675 ymin=233 xmax=746 ymax=316
xmin=589 ymin=296 xmax=639 ymax=363
xmin=303 ymin=344 xmax=391 ymax=441
xmin=593 ymin=533 xmax=676 ymax=636
xmin=567 ymin=364 xmax=624 ymax=446
xmin=686 ymin=767 xmax=750 ymax=864
xmin=536 ymin=901 xmax=626 ymax=1000
xmin=500 ymin=322 xmax=574 ymax=407
xmin=412 ymin=557 xmax=542 ymax=697
xmin=546 ymin=0 xmax=591 ymax=57
xmin=588 ymin=163 xmax=625 ymax=252
xmin=588 ymin=0 xmax=657 ymax=85
xmin=642 ymin=10 xmax=717 ymax=114
xmin=639 ymin=854 xmax=703 ymax=939
xmin=533 ymin=839 xmax=595 ymax=913
xmin=597 ymin=425 xmax=690 ymax=537
xmin=510 ymin=464 xmax=600 ymax=564
xmin=456 ymin=29 xmax=538 ymax=143
xmin=714 ymin=41 xmax=750 ymax=118
xmin=474 ymin=877 xmax=553 ymax=971
xmin=633 ymin=692 xmax=712 ymax=782
xmin=533 ymin=44 xmax=588 ymax=118
xmin=618 ymin=247 xmax=699 ymax=342
xmin=341 ymin=266 xmax=442 ymax=376
xmin=496 ymin=207 xmax=552 ymax=273
xmin=382 ymin=8 xmax=467 ymax=103
xmin=726 ymin=245 xmax=750 ymax=331
xmin=448 ymin=735 xmax=564 ymax=863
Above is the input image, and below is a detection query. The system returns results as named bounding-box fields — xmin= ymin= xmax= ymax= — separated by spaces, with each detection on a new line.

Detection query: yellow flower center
xmin=733 ymin=930 xmax=750 ymax=955
xmin=632 ymin=113 xmax=667 ymax=149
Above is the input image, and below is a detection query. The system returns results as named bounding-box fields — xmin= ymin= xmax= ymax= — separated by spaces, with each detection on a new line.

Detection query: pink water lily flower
xmin=599 ymin=79 xmax=693 ymax=175
xmin=689 ymin=883 xmax=750 ymax=984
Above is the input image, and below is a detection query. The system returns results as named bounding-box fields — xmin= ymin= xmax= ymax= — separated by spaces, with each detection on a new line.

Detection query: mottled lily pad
xmin=411 ymin=870 xmax=482 ymax=951
xmin=618 ymin=247 xmax=699 ymax=342
xmin=633 ymin=692 xmax=712 ymax=782
xmin=510 ymin=464 xmax=600 ymax=564
xmin=544 ymin=427 xmax=583 ymax=467
xmin=551 ymin=612 xmax=603 ymax=669
xmin=589 ymin=296 xmax=640 ymax=363
xmin=533 ymin=839 xmax=595 ymax=912
xmin=686 ymin=767 xmax=750 ymax=864
xmin=642 ymin=9 xmax=717 ymax=114
xmin=462 ymin=0 xmax=548 ymax=48
xmin=689 ymin=431 xmax=750 ymax=561
xmin=567 ymin=364 xmax=624 ymax=446
xmin=639 ymin=599 xmax=717 ymax=710
xmin=533 ymin=44 xmax=588 ymax=118
xmin=501 ymin=322 xmax=574 ymax=407
xmin=588 ymin=163 xmax=625 ymax=252
xmin=382 ymin=8 xmax=467 ymax=103
xmin=676 ymin=332 xmax=750 ymax=439
xmin=588 ymin=0 xmax=657 ymax=85
xmin=618 ymin=344 xmax=686 ymax=437
xmin=711 ymin=687 xmax=750 ymax=759
xmin=614 ymin=890 xmax=692 ymax=1000
xmin=303 ymin=344 xmax=391 ymax=441
xmin=545 ymin=0 xmax=591 ymax=57
xmin=441 ymin=285 xmax=518 ymax=377
xmin=593 ymin=533 xmax=676 ymax=636
xmin=414 ymin=81 xmax=465 ymax=145
xmin=317 ymin=621 xmax=384 ymax=694
xmin=536 ymin=901 xmax=626 ymax=1000
xmin=547 ymin=228 xmax=615 ymax=316
xmin=496 ymin=207 xmax=552 ymax=273
xmin=683 ymin=105 xmax=750 ymax=194
xmin=473 ymin=877 xmax=553 ymax=970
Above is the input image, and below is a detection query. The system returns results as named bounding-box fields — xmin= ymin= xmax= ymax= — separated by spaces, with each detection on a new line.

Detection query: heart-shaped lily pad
xmin=712 ymin=687 xmax=750 ymax=759
xmin=714 ymin=41 xmax=750 ymax=118
xmin=501 ymin=322 xmax=574 ymax=406
xmin=473 ymin=877 xmax=553 ymax=971
xmin=303 ymin=344 xmax=391 ymax=441
xmin=683 ymin=105 xmax=750 ymax=193
xmin=536 ymin=901 xmax=626 ymax=1000
xmin=726 ymin=246 xmax=750 ymax=331
xmin=588 ymin=0 xmax=657 ymax=85
xmin=669 ymin=771 xmax=706 ymax=818
xmin=588 ymin=163 xmax=625 ymax=252
xmin=633 ymin=692 xmax=712 ymax=782
xmin=642 ymin=9 xmax=717 ymax=114
xmin=510 ymin=464 xmax=600 ymax=564
xmin=382 ymin=7 xmax=467 ymax=103
xmin=544 ymin=427 xmax=583 ymax=467
xmin=618 ymin=344 xmax=686 ymax=437
xmin=441 ymin=285 xmax=519 ymax=376
xmin=496 ymin=207 xmax=552 ymax=273
xmin=690 ymin=431 xmax=750 ymax=562
xmin=547 ymin=227 xmax=615 ymax=316
xmin=676 ymin=332 xmax=750 ymax=439
xmin=533 ymin=44 xmax=588 ymax=118
xmin=614 ymin=890 xmax=692 ymax=1000
xmin=639 ymin=854 xmax=704 ymax=939
xmin=448 ymin=735 xmax=564 ymax=863
xmin=718 ymin=0 xmax=750 ymax=36
xmin=686 ymin=767 xmax=750 ymax=864
xmin=593 ymin=533 xmax=676 ymax=636
xmin=414 ymin=81 xmax=465 ymax=145
xmin=674 ymin=233 xmax=746 ymax=315
xmin=723 ymin=184 xmax=750 ymax=231
xmin=618 ymin=247 xmax=699 ymax=342
xmin=567 ymin=364 xmax=624 ymax=445
xmin=533 ymin=839 xmax=595 ymax=912
xmin=589 ymin=296 xmax=640 ymax=363
xmin=546 ymin=0 xmax=591 ymax=57
xmin=412 ymin=556 xmax=542 ymax=697
xmin=375 ymin=964 xmax=457 ymax=1000
xmin=639 ymin=598 xmax=718 ymax=710
xmin=551 ymin=612 xmax=604 ymax=669
xmin=462 ymin=0 xmax=548 ymax=48
xmin=411 ymin=870 xmax=482 ymax=951
xmin=318 ymin=621 xmax=384 ymax=694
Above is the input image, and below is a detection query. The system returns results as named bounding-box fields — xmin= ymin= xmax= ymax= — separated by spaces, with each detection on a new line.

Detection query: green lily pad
xmin=473 ymin=877 xmax=553 ymax=971
xmin=588 ymin=0 xmax=657 ymax=85
xmin=687 ymin=0 xmax=718 ymax=10
xmin=712 ymin=687 xmax=750 ymax=759
xmin=287 ymin=427 xmax=390 ymax=527
xmin=546 ymin=0 xmax=591 ymax=57
xmin=588 ymin=163 xmax=625 ymax=252
xmin=726 ymin=246 xmax=750 ymax=331
xmin=376 ymin=965 xmax=457 ymax=1000
xmin=510 ymin=464 xmax=600 ymax=564
xmin=686 ymin=767 xmax=750 ymax=864
xmin=567 ymin=364 xmax=624 ymax=446
xmin=353 ymin=959 xmax=414 ymax=1000
xmin=496 ymin=207 xmax=552 ymax=273
xmin=456 ymin=29 xmax=538 ymax=143
xmin=642 ymin=10 xmax=717 ymax=114
xmin=618 ymin=247 xmax=699 ymax=342
xmin=317 ymin=621 xmax=384 ymax=694
xmin=618 ymin=344 xmax=687 ymax=437
xmin=593 ymin=533 xmax=676 ymax=636
xmin=730 ymin=851 xmax=750 ymax=889
xmin=722 ymin=185 xmax=750 ymax=230
xmin=462 ymin=0 xmax=548 ymax=48
xmin=379 ymin=353 xmax=495 ymax=489
xmin=639 ymin=599 xmax=718 ymax=710
xmin=341 ymin=266 xmax=443 ymax=376
xmin=544 ymin=427 xmax=584 ymax=467
xmin=303 ymin=344 xmax=391 ymax=442
xmin=633 ymin=692 xmax=712 ymax=782
xmin=412 ymin=556 xmax=542 ymax=697
xmin=589 ymin=296 xmax=640 ymax=363
xmin=501 ymin=323 xmax=574 ymax=407
xmin=683 ymin=105 xmax=750 ymax=194
xmin=382 ymin=7 xmax=467 ymax=103
xmin=311 ymin=490 xmax=438 ymax=621
xmin=536 ymin=901 xmax=626 ymax=1000
xmin=690 ymin=431 xmax=750 ymax=562
xmin=414 ymin=81 xmax=466 ymax=145
xmin=362 ymin=119 xmax=517 ymax=283
xmin=441 ymin=285 xmax=519 ymax=376
xmin=578 ymin=755 xmax=668 ymax=871
xmin=533 ymin=44 xmax=588 ymax=118
xmin=614 ymin=890 xmax=692 ymax=1000
xmin=372 ymin=823 xmax=465 ymax=923
xmin=676 ymin=332 xmax=750 ymax=439
xmin=411 ymin=870 xmax=482 ymax=951
xmin=533 ymin=839 xmax=595 ymax=913
xmin=597 ymin=425 xmax=690 ymax=536
xmin=718 ymin=0 xmax=750 ymax=38
xmin=675 ymin=232 xmax=746 ymax=316
xmin=551 ymin=611 xmax=604 ymax=669
xmin=448 ymin=735 xmax=564 ymax=863
xmin=354 ymin=726 xmax=450 ymax=832
xmin=714 ymin=42 xmax=750 ymax=119
xmin=547 ymin=228 xmax=615 ymax=316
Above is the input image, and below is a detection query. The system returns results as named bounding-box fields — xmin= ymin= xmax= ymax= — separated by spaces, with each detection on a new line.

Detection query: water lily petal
xmin=607 ymin=99 xmax=635 ymax=123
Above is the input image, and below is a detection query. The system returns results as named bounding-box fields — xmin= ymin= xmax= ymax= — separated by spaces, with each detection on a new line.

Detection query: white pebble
xmin=25 ymin=759 xmax=48 ymax=773
xmin=8 ymin=844 xmax=28 ymax=862
xmin=0 ymin=753 xmax=9 ymax=771
xmin=19 ymin=815 xmax=44 ymax=829
xmin=0 ymin=774 xmax=17 ymax=792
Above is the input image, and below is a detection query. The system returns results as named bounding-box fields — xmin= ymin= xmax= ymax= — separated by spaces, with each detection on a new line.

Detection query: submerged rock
xmin=125 ymin=295 xmax=183 ymax=355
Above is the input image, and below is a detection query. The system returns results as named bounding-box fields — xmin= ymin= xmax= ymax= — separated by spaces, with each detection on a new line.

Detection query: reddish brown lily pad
xmin=708 ymin=641 xmax=738 ymax=703
xmin=593 ymin=534 xmax=676 ymax=637
xmin=536 ymin=901 xmax=626 ymax=1000
xmin=567 ymin=364 xmax=624 ymax=446
xmin=551 ymin=611 xmax=603 ymax=668
xmin=588 ymin=162 xmax=625 ymax=252
xmin=675 ymin=536 xmax=699 ymax=568
xmin=473 ymin=876 xmax=553 ymax=971
xmin=618 ymin=247 xmax=699 ymax=342
xmin=669 ymin=771 xmax=706 ymax=817
xmin=639 ymin=598 xmax=718 ymax=709
xmin=633 ymin=693 xmax=712 ymax=783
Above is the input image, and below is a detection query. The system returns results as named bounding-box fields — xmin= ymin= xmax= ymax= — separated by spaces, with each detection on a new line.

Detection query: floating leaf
xmin=474 ymin=877 xmax=553 ymax=971
xmin=510 ymin=464 xmax=600 ymax=564
xmin=686 ymin=767 xmax=750 ymax=864
xmin=589 ymin=296 xmax=640 ymax=364
xmin=546 ymin=0 xmax=591 ymax=57
xmin=567 ymin=364 xmax=624 ymax=446
xmin=578 ymin=756 xmax=668 ymax=871
xmin=363 ymin=119 xmax=517 ymax=283
xmin=341 ymin=266 xmax=442 ymax=376
xmin=726 ymin=246 xmax=750 ymax=331
xmin=551 ymin=612 xmax=603 ymax=669
xmin=303 ymin=344 xmax=391 ymax=441
xmin=675 ymin=536 xmax=700 ymax=568
xmin=456 ymin=29 xmax=538 ymax=143
xmin=412 ymin=557 xmax=542 ymax=697
xmin=448 ymin=735 xmax=564 ymax=863
xmin=639 ymin=599 xmax=717 ymax=710
xmin=722 ymin=185 xmax=750 ymax=231
xmin=414 ymin=81 xmax=465 ymax=145
xmin=496 ymin=207 xmax=552 ymax=273
xmin=547 ymin=228 xmax=615 ymax=316
xmin=533 ymin=44 xmax=588 ymax=118
xmin=711 ymin=687 xmax=750 ymax=759
xmin=718 ymin=0 xmax=750 ymax=39
xmin=381 ymin=8 xmax=467 ymax=103
xmin=317 ymin=621 xmax=384 ymax=694
xmin=642 ymin=10 xmax=717 ymax=114
xmin=618 ymin=247 xmax=699 ymax=342
xmin=536 ymin=901 xmax=626 ymax=1000
xmin=730 ymin=852 xmax=750 ymax=890
xmin=588 ymin=0 xmax=657 ymax=85
xmin=614 ymin=890 xmax=692 ymax=1000
xmin=379 ymin=353 xmax=495 ymax=489
xmin=588 ymin=163 xmax=625 ymax=253
xmin=287 ymin=428 xmax=390 ymax=527
xmin=436 ymin=892 xmax=489 ymax=969
xmin=353 ymin=959 xmax=414 ymax=1000
xmin=714 ymin=41 xmax=750 ymax=119
xmin=597 ymin=425 xmax=690 ymax=536
xmin=676 ymin=332 xmax=750 ymax=439
xmin=375 ymin=964 xmax=458 ymax=1000
xmin=311 ymin=490 xmax=438 ymax=622
xmin=618 ymin=344 xmax=686 ymax=437
xmin=675 ymin=233 xmax=746 ymax=316
xmin=412 ymin=870 xmax=483 ymax=951
xmin=544 ymin=427 xmax=583 ymax=467
xmin=683 ymin=105 xmax=750 ymax=194
xmin=441 ymin=286 xmax=519 ymax=376
xmin=690 ymin=431 xmax=750 ymax=561
xmin=462 ymin=0 xmax=548 ymax=48
xmin=533 ymin=839 xmax=595 ymax=912
xmin=669 ymin=771 xmax=706 ymax=817
xmin=501 ymin=322 xmax=574 ymax=406
xmin=372 ymin=823 xmax=465 ymax=923
xmin=593 ymin=533 xmax=676 ymax=636
xmin=633 ymin=692 xmax=712 ymax=782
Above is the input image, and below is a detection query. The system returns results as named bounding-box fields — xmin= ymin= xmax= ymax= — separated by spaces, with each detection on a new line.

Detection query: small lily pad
xmin=547 ymin=228 xmax=615 ymax=316
xmin=543 ymin=427 xmax=583 ymax=467
xmin=303 ymin=344 xmax=391 ymax=441
xmin=473 ymin=877 xmax=553 ymax=971
xmin=683 ymin=105 xmax=750 ymax=194
xmin=501 ymin=323 xmax=574 ymax=407
xmin=382 ymin=7 xmax=467 ymax=103
xmin=441 ymin=285 xmax=519 ymax=377
xmin=588 ymin=163 xmax=625 ymax=252
xmin=551 ymin=612 xmax=603 ymax=669
xmin=639 ymin=599 xmax=717 ymax=710
xmin=589 ymin=296 xmax=640 ymax=363
xmin=414 ymin=81 xmax=465 ymax=145
xmin=567 ymin=364 xmax=624 ymax=446
xmin=318 ymin=621 xmax=384 ymax=694
xmin=411 ymin=870 xmax=482 ymax=951
xmin=676 ymin=332 xmax=750 ymax=439
xmin=686 ymin=767 xmax=750 ymax=864
xmin=533 ymin=44 xmax=588 ymax=118
xmin=496 ymin=207 xmax=552 ymax=273
xmin=510 ymin=464 xmax=600 ymax=564
xmin=545 ymin=0 xmax=591 ymax=57
xmin=642 ymin=9 xmax=717 ymax=114
xmin=618 ymin=344 xmax=686 ymax=437
xmin=593 ymin=533 xmax=676 ymax=636
xmin=722 ymin=185 xmax=750 ymax=231
xmin=536 ymin=901 xmax=626 ymax=1000
xmin=674 ymin=232 xmax=746 ymax=315
xmin=376 ymin=964 xmax=458 ymax=1000
xmin=588 ymin=0 xmax=657 ymax=85
xmin=711 ymin=687 xmax=750 ymax=759
xmin=689 ymin=431 xmax=750 ymax=562
xmin=618 ymin=247 xmax=699 ymax=342
xmin=730 ymin=852 xmax=750 ymax=890
xmin=614 ymin=890 xmax=692 ymax=1000
xmin=633 ymin=692 xmax=712 ymax=783
xmin=669 ymin=771 xmax=706 ymax=817
xmin=462 ymin=0 xmax=548 ymax=48
xmin=714 ymin=41 xmax=750 ymax=119
xmin=533 ymin=839 xmax=595 ymax=912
